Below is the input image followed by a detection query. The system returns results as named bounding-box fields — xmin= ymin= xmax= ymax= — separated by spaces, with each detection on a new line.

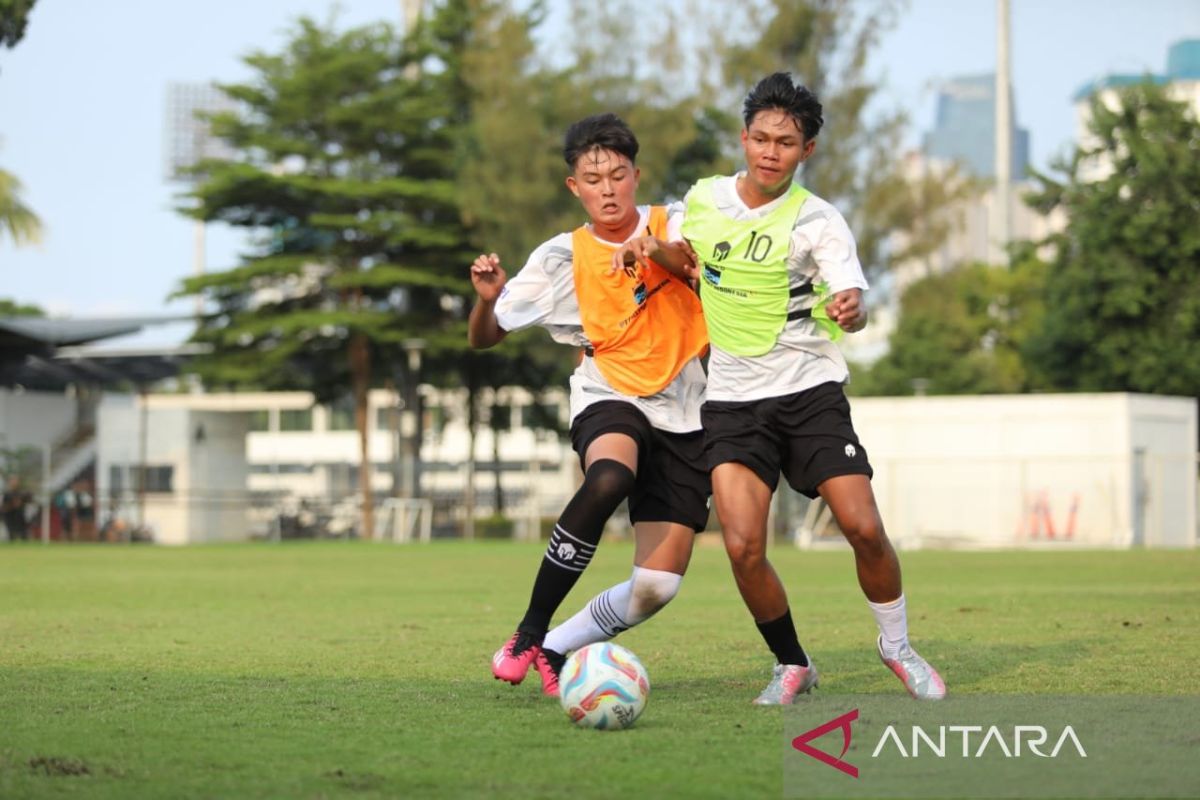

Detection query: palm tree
xmin=0 ymin=166 xmax=42 ymax=247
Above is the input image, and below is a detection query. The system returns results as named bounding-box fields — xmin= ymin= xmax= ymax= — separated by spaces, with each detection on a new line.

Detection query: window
xmin=279 ymin=408 xmax=313 ymax=432
xmin=526 ymin=402 xmax=562 ymax=432
xmin=328 ymin=398 xmax=355 ymax=431
xmin=249 ymin=410 xmax=270 ymax=432
xmin=376 ymin=405 xmax=402 ymax=431
xmin=490 ymin=405 xmax=512 ymax=430
xmin=114 ymin=465 xmax=174 ymax=493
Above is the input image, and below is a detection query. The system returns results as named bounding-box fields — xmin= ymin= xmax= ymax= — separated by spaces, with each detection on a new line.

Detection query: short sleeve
xmin=794 ymin=204 xmax=869 ymax=295
xmin=665 ymin=199 xmax=687 ymax=242
xmin=493 ymin=235 xmax=579 ymax=332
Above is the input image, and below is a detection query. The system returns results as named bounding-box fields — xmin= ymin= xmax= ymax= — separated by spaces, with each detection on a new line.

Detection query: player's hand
xmin=611 ymin=236 xmax=662 ymax=276
xmin=677 ymin=239 xmax=701 ymax=286
xmin=828 ymin=288 xmax=867 ymax=332
xmin=470 ymin=253 xmax=507 ymax=302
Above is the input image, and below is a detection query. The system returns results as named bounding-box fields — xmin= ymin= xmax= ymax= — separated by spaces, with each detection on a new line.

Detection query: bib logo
xmin=633 ymin=282 xmax=647 ymax=305
xmin=703 ymin=263 xmax=723 ymax=286
xmin=712 ymin=241 xmax=732 ymax=261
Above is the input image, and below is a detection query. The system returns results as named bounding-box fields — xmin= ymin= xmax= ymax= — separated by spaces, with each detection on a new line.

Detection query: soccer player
xmin=468 ymin=113 xmax=710 ymax=697
xmin=614 ymin=73 xmax=945 ymax=703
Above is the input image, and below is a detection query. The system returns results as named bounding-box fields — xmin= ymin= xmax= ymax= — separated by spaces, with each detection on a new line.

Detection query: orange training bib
xmin=572 ymin=207 xmax=708 ymax=397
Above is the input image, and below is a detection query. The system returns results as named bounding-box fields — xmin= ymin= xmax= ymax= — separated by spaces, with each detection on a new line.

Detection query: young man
xmin=616 ymin=73 xmax=945 ymax=703
xmin=468 ymin=113 xmax=710 ymax=697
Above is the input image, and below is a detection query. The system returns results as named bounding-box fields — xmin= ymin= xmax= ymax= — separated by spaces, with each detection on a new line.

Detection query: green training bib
xmin=682 ymin=177 xmax=840 ymax=356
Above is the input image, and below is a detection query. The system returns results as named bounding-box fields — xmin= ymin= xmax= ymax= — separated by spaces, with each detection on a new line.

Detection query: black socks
xmin=517 ymin=459 xmax=636 ymax=635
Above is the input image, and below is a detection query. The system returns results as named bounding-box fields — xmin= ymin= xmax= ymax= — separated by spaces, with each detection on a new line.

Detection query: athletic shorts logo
xmin=556 ymin=542 xmax=577 ymax=562
xmin=633 ymin=282 xmax=647 ymax=305
xmin=845 ymin=444 xmax=857 ymax=458
xmin=712 ymin=241 xmax=732 ymax=261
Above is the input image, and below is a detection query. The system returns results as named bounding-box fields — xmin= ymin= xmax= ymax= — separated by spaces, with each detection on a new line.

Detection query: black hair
xmin=742 ymin=72 xmax=824 ymax=140
xmin=563 ymin=113 xmax=639 ymax=170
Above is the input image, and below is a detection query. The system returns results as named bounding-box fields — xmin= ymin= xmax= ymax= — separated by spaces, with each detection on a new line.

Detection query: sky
xmin=0 ymin=0 xmax=1196 ymax=346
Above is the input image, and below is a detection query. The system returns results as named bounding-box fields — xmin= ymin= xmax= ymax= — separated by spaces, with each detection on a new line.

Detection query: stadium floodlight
xmin=164 ymin=83 xmax=238 ymax=184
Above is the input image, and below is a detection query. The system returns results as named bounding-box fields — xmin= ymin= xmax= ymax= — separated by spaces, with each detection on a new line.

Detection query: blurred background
xmin=1 ymin=0 xmax=1196 ymax=548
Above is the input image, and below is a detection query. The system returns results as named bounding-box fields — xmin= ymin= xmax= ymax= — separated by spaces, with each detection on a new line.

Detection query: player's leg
xmin=536 ymin=521 xmax=693 ymax=695
xmin=536 ymin=427 xmax=707 ymax=695
xmin=818 ymin=475 xmax=944 ymax=700
xmin=796 ymin=382 xmax=944 ymax=700
xmin=713 ymin=461 xmax=818 ymax=704
xmin=492 ymin=402 xmax=642 ymax=685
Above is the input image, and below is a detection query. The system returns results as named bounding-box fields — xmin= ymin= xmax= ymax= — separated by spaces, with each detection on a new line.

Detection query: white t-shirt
xmin=493 ymin=205 xmax=705 ymax=433
xmin=669 ymin=174 xmax=869 ymax=403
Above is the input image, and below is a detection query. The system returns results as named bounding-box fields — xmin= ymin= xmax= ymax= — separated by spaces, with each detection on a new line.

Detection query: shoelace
xmin=510 ymin=630 xmax=540 ymax=657
xmin=541 ymin=648 xmax=566 ymax=676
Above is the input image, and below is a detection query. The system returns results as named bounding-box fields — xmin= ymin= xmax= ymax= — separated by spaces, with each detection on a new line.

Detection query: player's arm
xmin=468 ymin=253 xmax=509 ymax=349
xmin=611 ymin=236 xmax=699 ymax=282
xmin=811 ymin=211 xmax=869 ymax=333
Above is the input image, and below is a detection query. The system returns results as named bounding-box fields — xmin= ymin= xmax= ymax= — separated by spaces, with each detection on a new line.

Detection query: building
xmin=94 ymin=386 xmax=577 ymax=544
xmin=922 ymin=74 xmax=1030 ymax=181
xmin=842 ymin=73 xmax=1063 ymax=366
xmin=1073 ymin=39 xmax=1200 ymax=182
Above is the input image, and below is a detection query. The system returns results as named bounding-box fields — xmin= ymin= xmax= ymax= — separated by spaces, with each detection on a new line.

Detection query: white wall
xmin=97 ymin=396 xmax=252 ymax=545
xmin=849 ymin=393 xmax=1197 ymax=549
xmin=0 ymin=388 xmax=74 ymax=452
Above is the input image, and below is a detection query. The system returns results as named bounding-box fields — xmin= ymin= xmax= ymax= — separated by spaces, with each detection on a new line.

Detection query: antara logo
xmin=792 ymin=710 xmax=1088 ymax=778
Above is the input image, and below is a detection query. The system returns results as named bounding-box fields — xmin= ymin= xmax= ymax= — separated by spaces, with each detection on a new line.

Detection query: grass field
xmin=1 ymin=540 xmax=1197 ymax=799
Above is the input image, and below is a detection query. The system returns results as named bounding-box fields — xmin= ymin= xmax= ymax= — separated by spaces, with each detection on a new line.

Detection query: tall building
xmin=922 ymin=74 xmax=1031 ymax=180
xmin=1073 ymin=39 xmax=1200 ymax=182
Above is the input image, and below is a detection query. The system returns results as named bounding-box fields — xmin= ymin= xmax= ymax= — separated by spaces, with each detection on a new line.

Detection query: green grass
xmin=1 ymin=541 xmax=1197 ymax=799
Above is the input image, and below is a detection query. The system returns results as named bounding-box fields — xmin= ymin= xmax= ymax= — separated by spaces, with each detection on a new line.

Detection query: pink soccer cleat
xmin=752 ymin=661 xmax=820 ymax=705
xmin=491 ymin=630 xmax=541 ymax=685
xmin=534 ymin=649 xmax=564 ymax=698
xmin=877 ymin=635 xmax=946 ymax=701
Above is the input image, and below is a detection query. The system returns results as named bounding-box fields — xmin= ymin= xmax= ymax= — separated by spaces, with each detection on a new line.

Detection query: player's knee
xmin=628 ymin=567 xmax=682 ymax=619
xmin=842 ymin=513 xmax=887 ymax=555
xmin=723 ymin=533 xmax=766 ymax=570
xmin=583 ymin=459 xmax=636 ymax=505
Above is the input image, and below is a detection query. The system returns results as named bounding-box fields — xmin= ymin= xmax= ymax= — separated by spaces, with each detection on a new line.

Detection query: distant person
xmin=615 ymin=73 xmax=945 ymax=703
xmin=469 ymin=113 xmax=710 ymax=697
xmin=76 ymin=482 xmax=96 ymax=540
xmin=55 ymin=485 xmax=78 ymax=541
xmin=3 ymin=477 xmax=32 ymax=542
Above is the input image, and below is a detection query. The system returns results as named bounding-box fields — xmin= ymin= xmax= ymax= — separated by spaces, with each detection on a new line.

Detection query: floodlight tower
xmin=164 ymin=83 xmax=237 ymax=315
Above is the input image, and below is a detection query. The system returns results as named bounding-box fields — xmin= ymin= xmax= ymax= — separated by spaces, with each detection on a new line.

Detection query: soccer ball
xmin=559 ymin=642 xmax=650 ymax=731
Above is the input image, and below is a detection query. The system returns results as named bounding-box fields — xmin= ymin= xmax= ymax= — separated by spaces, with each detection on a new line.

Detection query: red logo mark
xmin=791 ymin=708 xmax=859 ymax=778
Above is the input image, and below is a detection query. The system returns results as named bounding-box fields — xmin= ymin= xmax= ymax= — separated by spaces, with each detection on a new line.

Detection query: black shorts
xmin=701 ymin=381 xmax=873 ymax=498
xmin=569 ymin=401 xmax=711 ymax=532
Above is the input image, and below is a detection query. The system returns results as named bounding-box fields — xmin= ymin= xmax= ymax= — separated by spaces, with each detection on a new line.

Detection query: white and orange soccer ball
xmin=559 ymin=642 xmax=650 ymax=731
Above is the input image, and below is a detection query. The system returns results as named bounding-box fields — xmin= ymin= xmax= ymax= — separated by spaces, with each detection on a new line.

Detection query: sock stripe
xmin=588 ymin=590 xmax=629 ymax=636
xmin=552 ymin=525 xmax=598 ymax=551
xmin=544 ymin=527 xmax=596 ymax=572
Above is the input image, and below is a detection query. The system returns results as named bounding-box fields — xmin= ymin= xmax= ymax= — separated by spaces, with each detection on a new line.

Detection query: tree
xmin=0 ymin=167 xmax=41 ymax=248
xmin=0 ymin=0 xmax=36 ymax=50
xmin=0 ymin=298 xmax=43 ymax=316
xmin=853 ymin=253 xmax=1047 ymax=396
xmin=1024 ymin=82 xmax=1200 ymax=395
xmin=1 ymin=1 xmax=44 ymax=250
xmin=176 ymin=14 xmax=473 ymax=538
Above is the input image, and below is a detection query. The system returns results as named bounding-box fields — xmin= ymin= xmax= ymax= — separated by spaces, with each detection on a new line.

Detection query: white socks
xmin=867 ymin=594 xmax=909 ymax=659
xmin=543 ymin=566 xmax=682 ymax=655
